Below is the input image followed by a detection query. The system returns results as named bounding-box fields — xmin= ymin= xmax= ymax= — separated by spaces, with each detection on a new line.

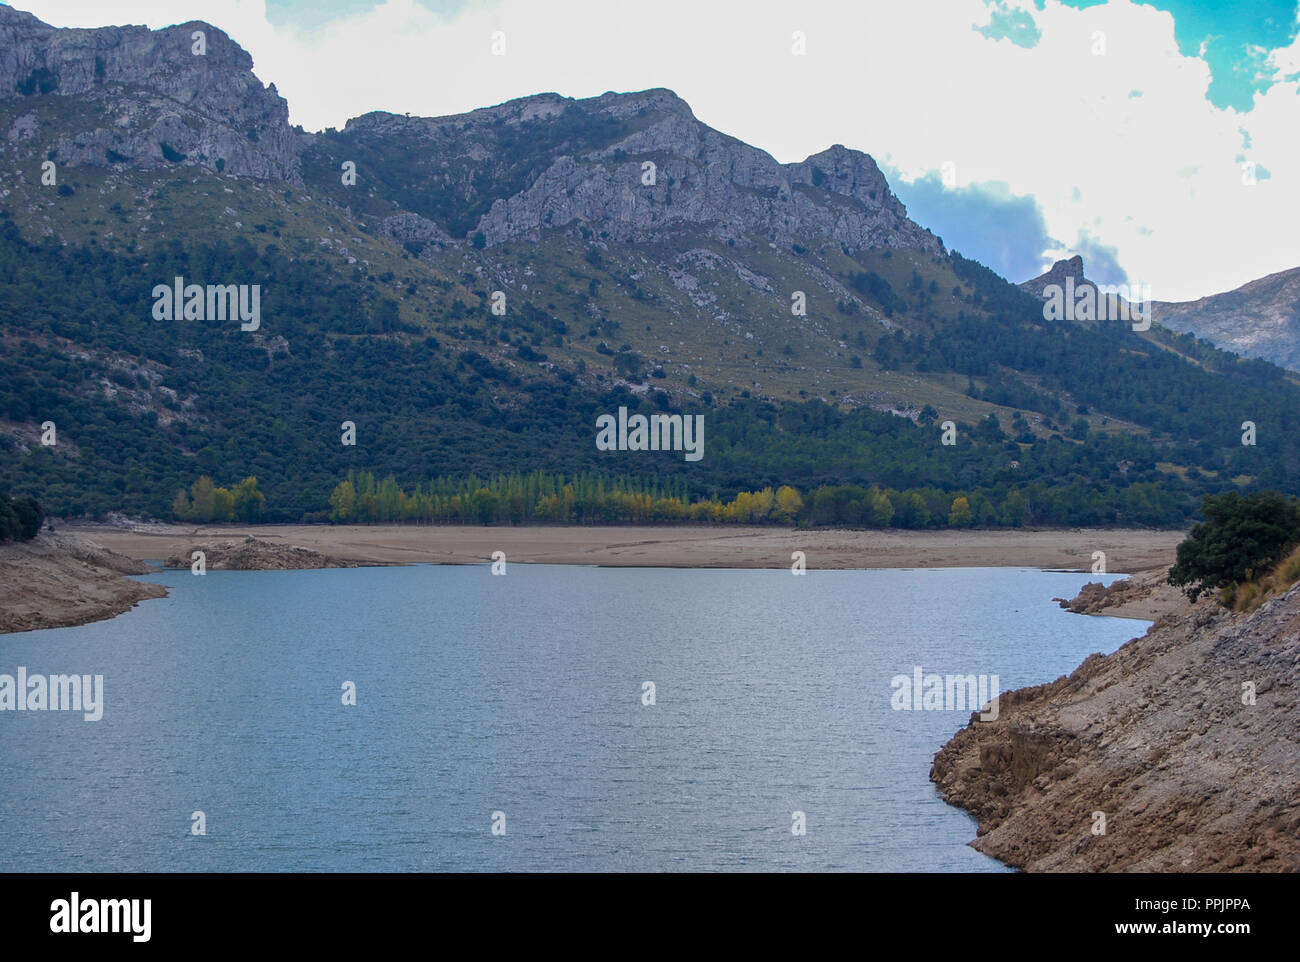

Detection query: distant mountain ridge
xmin=1151 ymin=267 xmax=1300 ymax=373
xmin=1021 ymin=255 xmax=1300 ymax=373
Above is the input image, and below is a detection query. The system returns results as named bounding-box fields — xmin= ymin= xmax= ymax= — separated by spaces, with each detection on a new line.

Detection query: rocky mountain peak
xmin=310 ymin=85 xmax=943 ymax=254
xmin=587 ymin=87 xmax=696 ymax=120
xmin=435 ymin=88 xmax=942 ymax=253
xmin=1020 ymin=255 xmax=1086 ymax=297
xmin=2 ymin=7 xmax=942 ymax=259
xmin=0 ymin=8 xmax=300 ymax=183
xmin=793 ymin=143 xmax=918 ymax=220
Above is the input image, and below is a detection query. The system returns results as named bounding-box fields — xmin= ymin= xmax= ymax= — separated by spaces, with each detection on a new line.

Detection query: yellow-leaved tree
xmin=329 ymin=480 xmax=357 ymax=522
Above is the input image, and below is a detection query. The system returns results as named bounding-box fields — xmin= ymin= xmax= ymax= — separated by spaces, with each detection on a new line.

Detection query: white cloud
xmin=15 ymin=0 xmax=1300 ymax=301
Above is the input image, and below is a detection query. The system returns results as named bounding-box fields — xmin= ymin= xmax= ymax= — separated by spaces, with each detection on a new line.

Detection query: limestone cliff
xmin=332 ymin=88 xmax=943 ymax=252
xmin=0 ymin=5 xmax=300 ymax=182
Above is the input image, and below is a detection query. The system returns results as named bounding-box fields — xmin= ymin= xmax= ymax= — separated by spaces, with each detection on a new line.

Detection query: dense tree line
xmin=171 ymin=476 xmax=266 ymax=523
xmin=313 ymin=470 xmax=1184 ymax=529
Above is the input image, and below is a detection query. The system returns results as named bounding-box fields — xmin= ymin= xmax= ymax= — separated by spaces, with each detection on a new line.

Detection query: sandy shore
xmin=75 ymin=522 xmax=1184 ymax=574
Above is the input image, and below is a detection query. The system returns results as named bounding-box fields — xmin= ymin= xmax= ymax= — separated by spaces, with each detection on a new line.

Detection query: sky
xmin=8 ymin=0 xmax=1300 ymax=302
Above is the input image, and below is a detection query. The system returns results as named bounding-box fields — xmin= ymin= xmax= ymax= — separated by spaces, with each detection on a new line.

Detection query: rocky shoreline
xmin=0 ymin=533 xmax=167 ymax=634
xmin=932 ymin=579 xmax=1300 ymax=871
xmin=0 ymin=532 xmax=375 ymax=635
xmin=161 ymin=535 xmax=366 ymax=571
xmin=1051 ymin=567 xmax=1189 ymax=621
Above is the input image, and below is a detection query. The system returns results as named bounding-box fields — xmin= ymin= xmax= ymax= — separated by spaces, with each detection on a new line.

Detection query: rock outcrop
xmin=1053 ymin=569 xmax=1190 ymax=621
xmin=163 ymin=535 xmax=358 ymax=570
xmin=1023 ymin=254 xmax=1300 ymax=373
xmin=380 ymin=211 xmax=454 ymax=252
xmin=932 ymin=584 xmax=1300 ymax=871
xmin=0 ymin=5 xmax=300 ymax=182
xmin=339 ymin=88 xmax=943 ymax=253
xmin=1020 ymin=254 xmax=1086 ymax=298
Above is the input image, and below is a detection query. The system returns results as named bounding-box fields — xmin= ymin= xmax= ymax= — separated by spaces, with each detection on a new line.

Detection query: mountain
xmin=1150 ymin=267 xmax=1300 ymax=374
xmin=1019 ymin=254 xmax=1087 ymax=299
xmin=1022 ymin=254 xmax=1300 ymax=373
xmin=0 ymin=5 xmax=299 ymax=181
xmin=3 ymin=5 xmax=1300 ymax=528
xmin=1019 ymin=254 xmax=1146 ymax=320
xmin=311 ymin=89 xmax=942 ymax=255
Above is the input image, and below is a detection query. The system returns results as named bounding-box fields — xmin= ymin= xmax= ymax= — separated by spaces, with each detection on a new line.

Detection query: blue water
xmin=0 ymin=564 xmax=1144 ymax=871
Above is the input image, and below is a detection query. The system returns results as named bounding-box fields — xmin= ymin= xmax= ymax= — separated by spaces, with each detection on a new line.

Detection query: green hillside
xmin=2 ymin=84 xmax=1298 ymax=529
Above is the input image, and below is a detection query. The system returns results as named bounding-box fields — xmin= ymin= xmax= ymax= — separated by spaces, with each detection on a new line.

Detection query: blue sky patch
xmin=978 ymin=1 xmax=1044 ymax=46
xmin=1061 ymin=0 xmax=1300 ymax=111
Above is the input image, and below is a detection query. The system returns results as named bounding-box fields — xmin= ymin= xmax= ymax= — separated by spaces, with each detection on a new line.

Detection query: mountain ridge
xmin=1021 ymin=255 xmax=1300 ymax=373
xmin=313 ymin=85 xmax=944 ymax=254
xmin=3 ymin=4 xmax=1300 ymax=527
xmin=1151 ymin=265 xmax=1300 ymax=373
xmin=0 ymin=4 xmax=300 ymax=183
xmin=1 ymin=5 xmax=939 ymax=258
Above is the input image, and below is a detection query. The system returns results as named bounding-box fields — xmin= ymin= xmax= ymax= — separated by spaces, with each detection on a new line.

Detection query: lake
xmin=0 ymin=564 xmax=1144 ymax=871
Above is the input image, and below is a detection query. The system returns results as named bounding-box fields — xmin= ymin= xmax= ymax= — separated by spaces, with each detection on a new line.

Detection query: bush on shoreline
xmin=1168 ymin=490 xmax=1300 ymax=602
xmin=0 ymin=491 xmax=43 ymax=542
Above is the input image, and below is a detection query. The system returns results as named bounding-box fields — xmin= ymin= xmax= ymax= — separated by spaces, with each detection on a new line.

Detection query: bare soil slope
xmin=932 ymin=585 xmax=1300 ymax=871
xmin=0 ymin=533 xmax=166 ymax=633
